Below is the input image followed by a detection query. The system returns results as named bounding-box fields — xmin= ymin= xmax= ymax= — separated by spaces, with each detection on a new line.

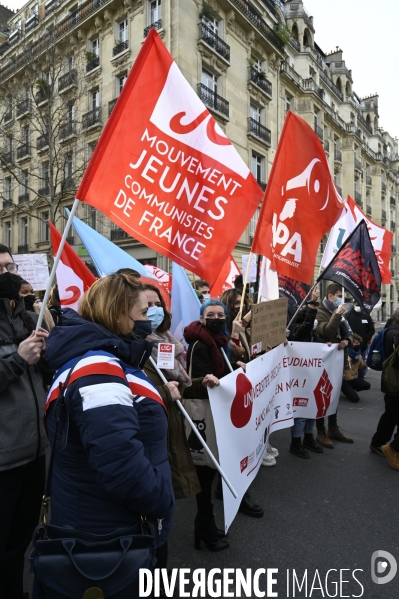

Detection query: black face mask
xmin=205 ymin=318 xmax=226 ymax=334
xmin=132 ymin=319 xmax=153 ymax=339
xmin=0 ymin=272 xmax=22 ymax=302
xmin=23 ymin=294 xmax=36 ymax=311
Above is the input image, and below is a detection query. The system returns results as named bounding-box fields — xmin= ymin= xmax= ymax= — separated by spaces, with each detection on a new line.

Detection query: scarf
xmin=348 ymin=347 xmax=361 ymax=363
xmin=147 ymin=330 xmax=191 ymax=387
xmin=184 ymin=321 xmax=228 ymax=378
xmin=322 ymin=298 xmax=353 ymax=340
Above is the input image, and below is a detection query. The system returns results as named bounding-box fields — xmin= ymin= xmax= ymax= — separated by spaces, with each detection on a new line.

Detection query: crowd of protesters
xmin=0 ymin=243 xmax=398 ymax=597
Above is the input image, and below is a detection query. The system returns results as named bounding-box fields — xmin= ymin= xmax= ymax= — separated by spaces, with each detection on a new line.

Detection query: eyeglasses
xmin=0 ymin=263 xmax=18 ymax=273
xmin=205 ymin=312 xmax=226 ymax=319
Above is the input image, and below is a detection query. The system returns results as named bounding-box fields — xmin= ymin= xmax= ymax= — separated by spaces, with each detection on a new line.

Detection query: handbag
xmin=30 ymin=358 xmax=157 ymax=599
xmin=183 ymin=341 xmax=219 ymax=468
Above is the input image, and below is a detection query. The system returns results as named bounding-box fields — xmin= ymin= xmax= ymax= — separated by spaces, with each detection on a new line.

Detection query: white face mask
xmin=354 ymin=306 xmax=361 ymax=313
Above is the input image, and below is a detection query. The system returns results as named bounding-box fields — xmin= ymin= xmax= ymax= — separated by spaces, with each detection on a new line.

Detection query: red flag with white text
xmin=210 ymin=255 xmax=241 ymax=298
xmin=346 ymin=196 xmax=393 ymax=284
xmin=49 ymin=223 xmax=97 ymax=311
xmin=76 ymin=30 xmax=262 ymax=284
xmin=252 ymin=111 xmax=343 ymax=284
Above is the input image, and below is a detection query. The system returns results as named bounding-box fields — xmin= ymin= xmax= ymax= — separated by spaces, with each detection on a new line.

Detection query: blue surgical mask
xmin=147 ymin=306 xmax=164 ymax=331
xmin=333 ymin=297 xmax=343 ymax=308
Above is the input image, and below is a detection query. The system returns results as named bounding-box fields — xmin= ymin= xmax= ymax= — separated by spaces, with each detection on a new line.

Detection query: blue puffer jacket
xmin=45 ymin=309 xmax=174 ymax=546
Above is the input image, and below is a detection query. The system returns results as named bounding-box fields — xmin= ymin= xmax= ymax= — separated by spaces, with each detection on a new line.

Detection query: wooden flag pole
xmin=238 ymin=250 xmax=253 ymax=319
xmin=149 ymin=356 xmax=238 ymax=498
xmin=286 ymin=282 xmax=318 ymax=330
xmin=35 ymin=198 xmax=80 ymax=333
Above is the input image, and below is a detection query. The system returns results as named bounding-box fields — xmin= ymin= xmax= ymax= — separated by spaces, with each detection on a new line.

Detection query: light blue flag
xmin=171 ymin=262 xmax=201 ymax=348
xmin=66 ymin=209 xmax=154 ymax=278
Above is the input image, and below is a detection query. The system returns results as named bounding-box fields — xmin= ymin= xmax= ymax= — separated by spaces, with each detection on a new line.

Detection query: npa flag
xmin=76 ymin=30 xmax=262 ymax=284
xmin=346 ymin=196 xmax=393 ymax=284
xmin=210 ymin=255 xmax=240 ymax=298
xmin=278 ymin=274 xmax=311 ymax=318
xmin=252 ymin=111 xmax=343 ymax=284
xmin=321 ymin=204 xmax=356 ymax=267
xmin=320 ymin=220 xmax=381 ymax=313
xmin=49 ymin=223 xmax=97 ymax=311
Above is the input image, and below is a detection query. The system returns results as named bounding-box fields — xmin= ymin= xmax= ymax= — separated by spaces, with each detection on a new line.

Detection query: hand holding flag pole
xmin=149 ymin=356 xmax=238 ymax=499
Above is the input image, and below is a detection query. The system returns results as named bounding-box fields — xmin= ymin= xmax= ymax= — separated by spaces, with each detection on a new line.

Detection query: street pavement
xmin=24 ymin=368 xmax=398 ymax=597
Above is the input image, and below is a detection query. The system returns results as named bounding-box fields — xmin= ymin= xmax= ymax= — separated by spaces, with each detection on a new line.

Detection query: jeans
xmin=371 ymin=394 xmax=399 ymax=450
xmin=291 ymin=418 xmax=315 ymax=438
xmin=0 ymin=455 xmax=46 ymax=599
xmin=358 ymin=349 xmax=369 ymax=380
xmin=341 ymin=378 xmax=371 ymax=402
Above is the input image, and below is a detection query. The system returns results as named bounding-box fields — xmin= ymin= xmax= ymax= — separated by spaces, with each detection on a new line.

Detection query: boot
xmin=381 ymin=444 xmax=399 ymax=471
xmin=303 ymin=433 xmax=323 ymax=453
xmin=316 ymin=428 xmax=334 ymax=449
xmin=238 ymin=492 xmax=264 ymax=518
xmin=194 ymin=510 xmax=230 ymax=552
xmin=328 ymin=424 xmax=353 ymax=443
xmin=289 ymin=436 xmax=310 ymax=459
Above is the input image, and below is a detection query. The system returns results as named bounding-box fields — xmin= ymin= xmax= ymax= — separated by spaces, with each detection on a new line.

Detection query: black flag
xmin=319 ymin=220 xmax=381 ymax=313
xmin=278 ymin=274 xmax=311 ymax=319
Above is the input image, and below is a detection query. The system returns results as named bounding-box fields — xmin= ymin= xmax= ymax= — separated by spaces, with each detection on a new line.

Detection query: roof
xmin=0 ymin=4 xmax=14 ymax=33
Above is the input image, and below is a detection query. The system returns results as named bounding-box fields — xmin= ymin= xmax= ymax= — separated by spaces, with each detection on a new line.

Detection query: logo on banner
xmin=293 ymin=397 xmax=309 ymax=407
xmin=314 ymin=369 xmax=333 ymax=418
xmin=240 ymin=456 xmax=249 ymax=473
xmin=230 ymin=373 xmax=254 ymax=429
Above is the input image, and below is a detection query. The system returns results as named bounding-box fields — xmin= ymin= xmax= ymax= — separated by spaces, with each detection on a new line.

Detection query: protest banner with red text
xmin=76 ymin=30 xmax=262 ymax=284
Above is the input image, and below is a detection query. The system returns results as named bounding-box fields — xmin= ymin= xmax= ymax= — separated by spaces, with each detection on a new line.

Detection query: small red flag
xmin=252 ymin=112 xmax=343 ymax=284
xmin=210 ymin=255 xmax=240 ymax=298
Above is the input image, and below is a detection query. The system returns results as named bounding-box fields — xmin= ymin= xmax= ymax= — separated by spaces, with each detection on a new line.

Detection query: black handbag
xmin=30 ymin=358 xmax=157 ymax=599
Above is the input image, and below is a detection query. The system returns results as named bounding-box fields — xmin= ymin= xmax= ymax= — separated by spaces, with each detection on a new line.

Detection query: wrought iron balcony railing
xmin=2 ymin=200 xmax=13 ymax=209
xmin=2 ymin=151 xmax=13 ymax=164
xmin=354 ymin=157 xmax=362 ymax=171
xmin=18 ymin=243 xmax=29 ymax=253
xmin=354 ymin=191 xmax=362 ymax=205
xmin=18 ymin=193 xmax=29 ymax=204
xmin=37 ymin=134 xmax=49 ymax=151
xmin=86 ymin=56 xmax=100 ymax=72
xmin=82 ymin=107 xmax=101 ymax=129
xmin=248 ymin=66 xmax=272 ymax=97
xmin=314 ymin=124 xmax=323 ymax=141
xmin=111 ymin=227 xmax=129 ymax=240
xmin=59 ymin=120 xmax=76 ymax=140
xmin=59 ymin=69 xmax=77 ymax=92
xmin=198 ymin=84 xmax=229 ymax=117
xmin=366 ymin=175 xmax=372 ymax=186
xmin=108 ymin=98 xmax=117 ymax=116
xmin=319 ymin=71 xmax=343 ymax=101
xmin=113 ymin=40 xmax=128 ymax=56
xmin=199 ymin=22 xmax=230 ymax=62
xmin=366 ymin=205 xmax=372 ymax=216
xmin=16 ymin=98 xmax=31 ymax=117
xmin=144 ymin=19 xmax=162 ymax=37
xmin=16 ymin=143 xmax=30 ymax=160
xmin=391 ymin=221 xmax=396 ymax=232
xmin=38 ymin=185 xmax=50 ymax=196
xmin=390 ymin=196 xmax=396 ymax=207
xmin=61 ymin=177 xmax=75 ymax=191
xmin=248 ymin=117 xmax=271 ymax=145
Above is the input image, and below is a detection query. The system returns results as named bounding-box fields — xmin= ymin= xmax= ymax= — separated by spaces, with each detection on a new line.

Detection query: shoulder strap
xmin=188 ymin=341 xmax=198 ymax=379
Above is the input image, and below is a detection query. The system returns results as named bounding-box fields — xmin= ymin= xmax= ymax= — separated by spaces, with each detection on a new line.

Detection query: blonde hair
xmin=79 ymin=273 xmax=144 ymax=336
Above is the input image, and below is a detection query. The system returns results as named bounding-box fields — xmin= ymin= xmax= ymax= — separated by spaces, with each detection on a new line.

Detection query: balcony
xmin=247 ymin=117 xmax=271 ymax=146
xmin=198 ymin=84 xmax=229 ymax=118
xmin=257 ymin=180 xmax=266 ymax=192
xmin=59 ymin=120 xmax=76 ymax=140
xmin=59 ymin=69 xmax=77 ymax=92
xmin=314 ymin=124 xmax=323 ymax=142
xmin=280 ymin=61 xmax=302 ymax=87
xmin=248 ymin=67 xmax=272 ymax=98
xmin=16 ymin=143 xmax=30 ymax=161
xmin=61 ymin=177 xmax=75 ymax=191
xmin=381 ymin=181 xmax=387 ymax=193
xmin=302 ymin=78 xmax=324 ymax=100
xmin=113 ymin=40 xmax=128 ymax=56
xmin=354 ymin=191 xmax=362 ymax=206
xmin=324 ymin=140 xmax=329 ymax=154
xmin=144 ymin=19 xmax=162 ymax=37
xmin=390 ymin=196 xmax=396 ymax=207
xmin=2 ymin=200 xmax=13 ymax=209
xmin=108 ymin=98 xmax=117 ymax=116
xmin=9 ymin=29 xmax=20 ymax=45
xmin=366 ymin=205 xmax=372 ymax=216
xmin=2 ymin=151 xmax=13 ymax=165
xmin=199 ymin=22 xmax=230 ymax=62
xmin=345 ymin=122 xmax=362 ymax=139
xmin=37 ymin=134 xmax=49 ymax=152
xmin=334 ymin=149 xmax=342 ymax=162
xmin=357 ymin=113 xmax=372 ymax=135
xmin=111 ymin=227 xmax=129 ymax=240
xmin=392 ymin=245 xmax=397 ymax=254
xmin=38 ymin=185 xmax=50 ymax=196
xmin=229 ymin=0 xmax=284 ymax=51
xmin=82 ymin=107 xmax=101 ymax=129
xmin=16 ymin=99 xmax=31 ymax=118
xmin=18 ymin=193 xmax=29 ymax=204
xmin=18 ymin=244 xmax=29 ymax=253
xmin=45 ymin=0 xmax=59 ymax=14
xmin=366 ymin=175 xmax=372 ymax=186
xmin=35 ymin=87 xmax=50 ymax=105
xmin=25 ymin=13 xmax=38 ymax=32
xmin=86 ymin=56 xmax=100 ymax=72
xmin=382 ymin=209 xmax=386 ymax=220
xmin=319 ymin=71 xmax=343 ymax=101
xmin=391 ymin=221 xmax=396 ymax=232
xmin=354 ymin=157 xmax=362 ymax=171
xmin=66 ymin=236 xmax=74 ymax=245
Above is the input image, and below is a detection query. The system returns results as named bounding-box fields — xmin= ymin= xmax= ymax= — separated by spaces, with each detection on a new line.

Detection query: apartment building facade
xmin=0 ymin=0 xmax=397 ymax=316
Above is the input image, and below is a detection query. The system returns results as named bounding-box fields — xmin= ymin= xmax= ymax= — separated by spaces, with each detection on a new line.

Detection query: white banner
xmin=14 ymin=254 xmax=50 ymax=291
xmin=208 ymin=342 xmax=343 ymax=531
xmin=321 ymin=206 xmax=356 ymax=267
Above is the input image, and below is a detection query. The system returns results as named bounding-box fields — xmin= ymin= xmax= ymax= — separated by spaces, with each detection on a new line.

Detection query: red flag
xmin=49 ymin=223 xmax=97 ymax=311
xmin=144 ymin=264 xmax=172 ymax=293
xmin=76 ymin=30 xmax=262 ymax=284
xmin=346 ymin=196 xmax=393 ymax=284
xmin=210 ymin=255 xmax=240 ymax=298
xmin=252 ymin=112 xmax=343 ymax=284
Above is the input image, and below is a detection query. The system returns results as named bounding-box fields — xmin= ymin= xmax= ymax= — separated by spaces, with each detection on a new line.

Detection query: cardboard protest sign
xmin=250 ymin=297 xmax=288 ymax=354
xmin=14 ymin=254 xmax=50 ymax=291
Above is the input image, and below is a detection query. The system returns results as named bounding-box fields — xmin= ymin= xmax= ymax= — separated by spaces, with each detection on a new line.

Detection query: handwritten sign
xmin=14 ymin=254 xmax=50 ymax=291
xmin=250 ymin=297 xmax=288 ymax=354
xmin=242 ymin=254 xmax=257 ymax=283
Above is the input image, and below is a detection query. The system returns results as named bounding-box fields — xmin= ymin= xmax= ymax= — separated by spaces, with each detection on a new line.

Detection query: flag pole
xmin=286 ymin=282 xmax=318 ymax=330
xmin=35 ymin=198 xmax=80 ymax=332
xmin=238 ymin=251 xmax=253 ymax=318
xmin=221 ymin=348 xmax=233 ymax=373
xmin=149 ymin=356 xmax=238 ymax=498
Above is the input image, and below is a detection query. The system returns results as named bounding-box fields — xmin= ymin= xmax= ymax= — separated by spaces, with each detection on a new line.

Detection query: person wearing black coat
xmin=346 ymin=304 xmax=375 ymax=378
xmin=370 ymin=311 xmax=399 ymax=470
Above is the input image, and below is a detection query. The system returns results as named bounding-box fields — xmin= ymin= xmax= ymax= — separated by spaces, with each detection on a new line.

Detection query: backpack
xmin=382 ymin=343 xmax=399 ymax=394
xmin=366 ymin=329 xmax=387 ymax=371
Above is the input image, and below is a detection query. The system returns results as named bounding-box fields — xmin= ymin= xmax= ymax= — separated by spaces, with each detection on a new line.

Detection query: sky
xmin=4 ymin=0 xmax=398 ymax=138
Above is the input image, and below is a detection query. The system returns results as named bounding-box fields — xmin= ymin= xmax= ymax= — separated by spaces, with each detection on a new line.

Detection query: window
xmin=20 ymin=170 xmax=28 ymax=195
xmin=67 ymin=103 xmax=75 ymax=122
xmin=4 ymin=222 xmax=11 ymax=247
xmin=201 ymin=68 xmax=218 ymax=93
xmin=64 ymin=152 xmax=73 ymax=180
xmin=251 ymin=152 xmax=265 ymax=185
xmin=285 ymin=94 xmax=291 ymax=115
xmin=89 ymin=206 xmax=97 ymax=230
xmin=250 ymin=103 xmax=261 ymax=123
xmin=6 ymin=136 xmax=12 ymax=153
xmin=87 ymin=142 xmax=96 ymax=162
xmin=40 ymin=211 xmax=49 ymax=242
xmin=202 ymin=14 xmax=218 ymax=34
xmin=90 ymin=38 xmax=99 ymax=56
xmin=314 ymin=108 xmax=319 ymax=129
xmin=66 ymin=55 xmax=74 ymax=72
xmin=250 ymin=207 xmax=260 ymax=240
xmin=32 ymin=3 xmax=38 ymax=15
xmin=20 ymin=217 xmax=28 ymax=245
xmin=90 ymin=89 xmax=99 ymax=111
xmin=41 ymin=161 xmax=49 ymax=187
xmin=4 ymin=177 xmax=12 ymax=202
xmin=118 ymin=19 xmax=128 ymax=42
xmin=149 ymin=0 xmax=161 ymax=24
xmin=117 ymin=74 xmax=127 ymax=96
xmin=22 ymin=126 xmax=29 ymax=144
xmin=252 ymin=58 xmax=262 ymax=73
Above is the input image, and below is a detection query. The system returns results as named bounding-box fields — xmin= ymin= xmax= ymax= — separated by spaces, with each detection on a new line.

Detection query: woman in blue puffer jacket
xmin=37 ymin=274 xmax=174 ymax=592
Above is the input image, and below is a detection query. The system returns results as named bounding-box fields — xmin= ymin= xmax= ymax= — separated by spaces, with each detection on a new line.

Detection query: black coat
xmin=346 ymin=309 xmax=375 ymax=351
xmin=288 ymin=306 xmax=318 ymax=343
xmin=381 ymin=320 xmax=399 ymax=396
xmin=187 ymin=341 xmax=231 ymax=380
